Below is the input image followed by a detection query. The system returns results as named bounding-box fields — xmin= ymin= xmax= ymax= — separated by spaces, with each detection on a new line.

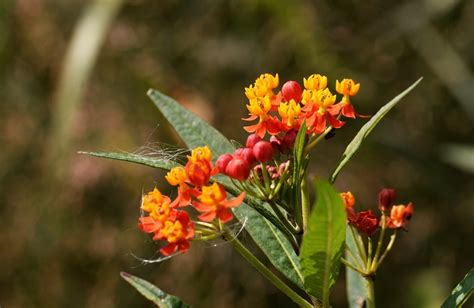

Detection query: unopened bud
xmin=234 ymin=147 xmax=255 ymax=164
xmin=216 ymin=153 xmax=233 ymax=173
xmin=282 ymin=80 xmax=303 ymax=103
xmin=226 ymin=157 xmax=251 ymax=180
xmin=246 ymin=134 xmax=262 ymax=149
xmin=253 ymin=141 xmax=274 ymax=163
xmin=378 ymin=188 xmax=396 ymax=211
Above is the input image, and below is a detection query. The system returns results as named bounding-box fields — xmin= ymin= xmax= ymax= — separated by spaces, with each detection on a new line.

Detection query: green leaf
xmin=300 ymin=179 xmax=347 ymax=306
xmin=330 ymin=78 xmax=423 ymax=183
xmin=78 ymin=151 xmax=180 ymax=170
xmin=120 ymin=272 xmax=189 ymax=308
xmin=292 ymin=121 xmax=307 ymax=225
xmin=345 ymin=226 xmax=369 ymax=308
xmin=147 ymin=89 xmax=234 ymax=157
xmin=441 ymin=268 xmax=474 ymax=308
xmin=231 ymin=196 xmax=304 ymax=289
xmin=147 ymin=89 xmax=303 ymax=289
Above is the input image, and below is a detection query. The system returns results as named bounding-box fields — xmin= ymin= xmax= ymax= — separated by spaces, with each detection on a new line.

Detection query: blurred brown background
xmin=1 ymin=0 xmax=473 ymax=307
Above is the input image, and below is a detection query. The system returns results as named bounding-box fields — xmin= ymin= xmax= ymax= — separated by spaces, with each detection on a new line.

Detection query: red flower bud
xmin=246 ymin=134 xmax=262 ymax=149
xmin=355 ymin=210 xmax=378 ymax=236
xmin=378 ymin=188 xmax=396 ymax=211
xmin=282 ymin=80 xmax=303 ymax=103
xmin=234 ymin=147 xmax=255 ymax=164
xmin=216 ymin=153 xmax=233 ymax=173
xmin=253 ymin=141 xmax=274 ymax=163
xmin=225 ymin=157 xmax=251 ymax=180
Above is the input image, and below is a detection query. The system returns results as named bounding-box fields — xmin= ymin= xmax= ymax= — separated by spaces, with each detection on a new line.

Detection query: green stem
xmin=261 ymin=162 xmax=271 ymax=195
xmin=223 ymin=230 xmax=313 ymax=308
xmin=366 ymin=236 xmax=373 ymax=270
xmin=305 ymin=126 xmax=333 ymax=153
xmin=268 ymin=200 xmax=300 ymax=235
xmin=370 ymin=215 xmax=386 ymax=271
xmin=345 ymin=244 xmax=365 ymax=269
xmin=301 ymin=176 xmax=310 ymax=232
xmin=341 ymin=258 xmax=366 ymax=276
xmin=350 ymin=225 xmax=367 ymax=264
xmin=374 ymin=231 xmax=397 ymax=271
xmin=365 ymin=276 xmax=376 ymax=308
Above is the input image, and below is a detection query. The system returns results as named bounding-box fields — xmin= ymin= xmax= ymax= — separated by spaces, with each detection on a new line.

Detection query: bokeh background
xmin=1 ymin=0 xmax=473 ymax=307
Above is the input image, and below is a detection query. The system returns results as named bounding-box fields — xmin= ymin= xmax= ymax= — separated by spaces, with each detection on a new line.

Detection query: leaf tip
xmin=120 ymin=271 xmax=131 ymax=279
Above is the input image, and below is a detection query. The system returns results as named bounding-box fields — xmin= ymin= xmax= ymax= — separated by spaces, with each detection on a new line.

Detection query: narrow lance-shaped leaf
xmin=147 ymin=89 xmax=234 ymax=157
xmin=441 ymin=268 xmax=473 ymax=308
xmin=147 ymin=89 xmax=303 ymax=289
xmin=345 ymin=226 xmax=369 ymax=308
xmin=292 ymin=121 xmax=307 ymax=226
xmin=78 ymin=151 xmax=180 ymax=170
xmin=330 ymin=78 xmax=423 ymax=183
xmin=120 ymin=272 xmax=189 ymax=308
xmin=300 ymin=179 xmax=347 ymax=306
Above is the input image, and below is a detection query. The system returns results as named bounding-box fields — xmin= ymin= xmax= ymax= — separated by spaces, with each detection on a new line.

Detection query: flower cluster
xmin=243 ymin=73 xmax=363 ymax=138
xmin=341 ymin=188 xmax=414 ymax=236
xmin=215 ymin=73 xmax=364 ymax=185
xmin=340 ymin=188 xmax=414 ymax=279
xmin=138 ymin=146 xmax=246 ymax=255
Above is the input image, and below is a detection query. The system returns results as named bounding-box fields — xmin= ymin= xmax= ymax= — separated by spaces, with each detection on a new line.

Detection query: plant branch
xmin=223 ymin=230 xmax=313 ymax=308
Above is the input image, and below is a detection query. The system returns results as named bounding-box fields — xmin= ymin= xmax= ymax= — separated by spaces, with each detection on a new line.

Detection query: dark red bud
xmin=246 ymin=134 xmax=262 ymax=148
xmin=216 ymin=153 xmax=233 ymax=173
xmin=378 ymin=188 xmax=396 ymax=211
xmin=270 ymin=135 xmax=282 ymax=151
xmin=225 ymin=157 xmax=251 ymax=180
xmin=253 ymin=141 xmax=274 ymax=163
xmin=282 ymin=80 xmax=303 ymax=103
xmin=281 ymin=129 xmax=298 ymax=151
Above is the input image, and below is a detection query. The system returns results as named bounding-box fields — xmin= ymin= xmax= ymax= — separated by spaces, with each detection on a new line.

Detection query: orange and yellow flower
xmin=193 ymin=183 xmax=246 ymax=223
xmin=332 ymin=79 xmax=361 ymax=119
xmin=166 ymin=166 xmax=196 ymax=207
xmin=155 ymin=211 xmax=195 ymax=256
xmin=141 ymin=188 xmax=177 ymax=222
xmin=302 ymin=88 xmax=345 ymax=134
xmin=387 ymin=203 xmax=413 ymax=229
xmin=188 ymin=146 xmax=212 ymax=163
xmin=243 ymin=73 xmax=284 ymax=138
xmin=278 ymin=99 xmax=301 ymax=128
xmin=185 ymin=147 xmax=217 ymax=187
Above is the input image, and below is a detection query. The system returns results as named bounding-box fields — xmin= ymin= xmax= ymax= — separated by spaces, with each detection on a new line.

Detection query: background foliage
xmin=1 ymin=0 xmax=473 ymax=307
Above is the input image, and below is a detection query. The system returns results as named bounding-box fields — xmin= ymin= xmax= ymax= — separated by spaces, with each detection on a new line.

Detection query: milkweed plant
xmin=82 ymin=73 xmax=473 ymax=307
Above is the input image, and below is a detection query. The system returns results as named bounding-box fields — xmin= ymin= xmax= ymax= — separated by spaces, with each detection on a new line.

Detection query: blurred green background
xmin=1 ymin=0 xmax=473 ymax=307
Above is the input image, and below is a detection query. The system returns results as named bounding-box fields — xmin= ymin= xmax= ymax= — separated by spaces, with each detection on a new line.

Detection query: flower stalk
xmin=222 ymin=230 xmax=313 ymax=308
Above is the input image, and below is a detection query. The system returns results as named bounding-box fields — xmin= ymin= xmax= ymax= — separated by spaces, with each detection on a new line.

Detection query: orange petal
xmin=198 ymin=211 xmax=216 ymax=222
xmin=218 ymin=209 xmax=234 ymax=223
xmin=225 ymin=192 xmax=246 ymax=208
xmin=244 ymin=123 xmax=258 ymax=133
xmin=242 ymin=114 xmax=258 ymax=121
